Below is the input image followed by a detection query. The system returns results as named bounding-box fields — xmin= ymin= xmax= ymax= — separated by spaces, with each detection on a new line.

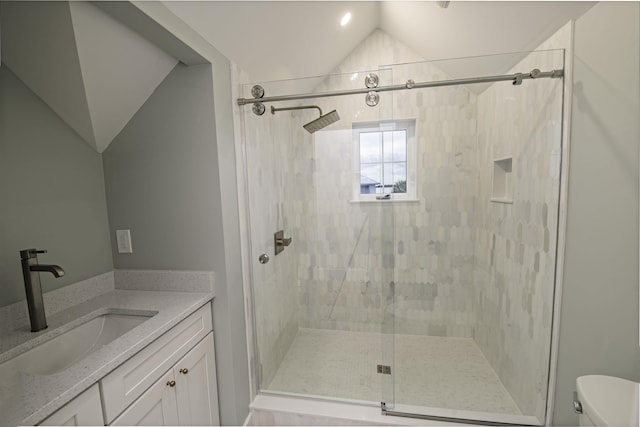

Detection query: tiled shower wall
xmin=472 ymin=23 xmax=570 ymax=420
xmin=295 ymin=30 xmax=479 ymax=336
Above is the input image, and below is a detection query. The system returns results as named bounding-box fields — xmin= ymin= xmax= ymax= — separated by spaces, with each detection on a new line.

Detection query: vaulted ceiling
xmin=1 ymin=1 xmax=178 ymax=153
xmin=0 ymin=1 xmax=595 ymax=153
xmin=164 ymin=1 xmax=595 ymax=83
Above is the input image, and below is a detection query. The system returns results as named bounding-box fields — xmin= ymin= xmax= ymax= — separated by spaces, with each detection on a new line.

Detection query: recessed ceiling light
xmin=340 ymin=12 xmax=352 ymax=27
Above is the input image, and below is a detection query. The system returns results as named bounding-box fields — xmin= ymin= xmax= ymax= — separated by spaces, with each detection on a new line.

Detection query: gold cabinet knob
xmin=166 ymin=380 xmax=176 ymax=387
xmin=179 ymin=368 xmax=189 ymax=374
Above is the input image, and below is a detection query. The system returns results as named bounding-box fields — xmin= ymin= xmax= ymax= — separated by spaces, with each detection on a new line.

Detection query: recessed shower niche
xmin=491 ymin=156 xmax=513 ymax=203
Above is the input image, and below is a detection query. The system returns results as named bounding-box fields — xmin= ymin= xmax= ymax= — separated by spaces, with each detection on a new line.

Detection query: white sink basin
xmin=0 ymin=310 xmax=157 ymax=378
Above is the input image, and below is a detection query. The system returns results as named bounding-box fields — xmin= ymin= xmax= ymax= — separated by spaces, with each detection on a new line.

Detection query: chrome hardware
xmin=258 ymin=253 xmax=270 ymax=264
xmin=513 ymin=73 xmax=523 ymax=86
xmin=364 ymin=73 xmax=379 ymax=88
xmin=251 ymin=85 xmax=265 ymax=99
xmin=167 ymin=380 xmax=176 ymax=387
xmin=573 ymin=391 xmax=583 ymax=414
xmin=376 ymin=194 xmax=391 ymax=200
xmin=179 ymin=368 xmax=189 ymax=374
xmin=252 ymin=102 xmax=266 ymax=116
xmin=276 ymin=237 xmax=292 ymax=246
xmin=274 ymin=230 xmax=292 ymax=255
xmin=20 ymin=249 xmax=65 ymax=332
xmin=365 ymin=91 xmax=379 ymax=107
xmin=405 ymin=79 xmax=415 ymax=89
xmin=530 ymin=68 xmax=541 ymax=79
xmin=271 ymin=104 xmax=340 ymax=134
xmin=237 ymin=68 xmax=564 ymax=106
xmin=272 ymin=104 xmax=321 ymax=116
xmin=381 ymin=401 xmax=387 ymax=415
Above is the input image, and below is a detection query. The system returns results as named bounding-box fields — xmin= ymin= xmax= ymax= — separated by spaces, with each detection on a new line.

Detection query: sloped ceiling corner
xmin=163 ymin=1 xmax=380 ymax=83
xmin=379 ymin=1 xmax=594 ymax=77
xmin=1 ymin=1 xmax=178 ymax=153
xmin=164 ymin=1 xmax=594 ymax=86
xmin=1 ymin=1 xmax=96 ymax=146
xmin=68 ymin=1 xmax=178 ymax=153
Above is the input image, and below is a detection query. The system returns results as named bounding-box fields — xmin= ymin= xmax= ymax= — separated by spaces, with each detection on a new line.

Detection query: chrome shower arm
xmin=270 ymin=104 xmax=340 ymax=133
xmin=271 ymin=105 xmax=323 ymax=116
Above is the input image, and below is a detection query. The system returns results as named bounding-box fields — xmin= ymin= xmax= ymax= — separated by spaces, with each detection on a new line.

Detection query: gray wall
xmin=553 ymin=2 xmax=640 ymax=425
xmin=103 ymin=63 xmax=219 ymax=270
xmin=103 ymin=61 xmax=249 ymax=425
xmin=0 ymin=65 xmax=113 ymax=307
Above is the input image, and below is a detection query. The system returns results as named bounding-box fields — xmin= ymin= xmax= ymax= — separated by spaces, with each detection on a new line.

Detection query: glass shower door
xmin=379 ymin=50 xmax=565 ymax=425
xmin=240 ymin=66 xmax=399 ymax=406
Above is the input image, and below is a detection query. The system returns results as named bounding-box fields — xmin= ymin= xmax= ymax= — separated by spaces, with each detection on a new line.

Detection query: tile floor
xmin=266 ymin=328 xmax=522 ymax=415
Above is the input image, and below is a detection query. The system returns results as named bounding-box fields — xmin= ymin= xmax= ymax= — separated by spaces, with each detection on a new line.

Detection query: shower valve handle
xmin=276 ymin=237 xmax=292 ymax=246
xmin=274 ymin=230 xmax=292 ymax=255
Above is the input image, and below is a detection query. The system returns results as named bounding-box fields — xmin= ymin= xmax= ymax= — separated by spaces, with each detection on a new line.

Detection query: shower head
xmin=303 ymin=110 xmax=340 ymax=134
xmin=271 ymin=105 xmax=340 ymax=134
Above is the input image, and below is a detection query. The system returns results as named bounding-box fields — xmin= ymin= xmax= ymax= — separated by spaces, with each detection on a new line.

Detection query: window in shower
xmin=353 ymin=119 xmax=416 ymax=201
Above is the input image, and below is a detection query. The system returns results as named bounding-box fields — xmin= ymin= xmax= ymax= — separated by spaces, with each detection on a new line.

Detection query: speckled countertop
xmin=0 ymin=289 xmax=213 ymax=427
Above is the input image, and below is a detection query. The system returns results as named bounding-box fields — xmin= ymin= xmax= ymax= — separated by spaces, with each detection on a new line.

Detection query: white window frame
xmin=352 ymin=119 xmax=417 ymax=202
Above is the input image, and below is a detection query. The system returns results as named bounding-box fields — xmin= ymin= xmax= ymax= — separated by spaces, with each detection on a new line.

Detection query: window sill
xmin=349 ymin=199 xmax=421 ymax=204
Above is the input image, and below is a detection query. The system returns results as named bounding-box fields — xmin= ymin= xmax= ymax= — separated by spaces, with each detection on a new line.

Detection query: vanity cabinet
xmin=102 ymin=303 xmax=218 ymax=426
xmin=110 ymin=333 xmax=219 ymax=426
xmin=34 ymin=303 xmax=218 ymax=427
xmin=39 ymin=384 xmax=104 ymax=426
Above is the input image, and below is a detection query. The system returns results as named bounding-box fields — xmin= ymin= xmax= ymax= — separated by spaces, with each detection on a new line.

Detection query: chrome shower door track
xmin=237 ymin=68 xmax=563 ymax=106
xmin=381 ymin=402 xmax=541 ymax=426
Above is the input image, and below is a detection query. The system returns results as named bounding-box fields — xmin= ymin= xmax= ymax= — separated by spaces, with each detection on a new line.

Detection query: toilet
xmin=575 ymin=375 xmax=639 ymax=426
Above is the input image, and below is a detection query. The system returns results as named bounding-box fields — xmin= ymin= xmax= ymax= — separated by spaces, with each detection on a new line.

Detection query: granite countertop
xmin=0 ymin=289 xmax=214 ymax=427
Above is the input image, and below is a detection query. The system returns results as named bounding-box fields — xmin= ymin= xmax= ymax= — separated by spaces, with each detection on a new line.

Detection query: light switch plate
xmin=116 ymin=229 xmax=133 ymax=254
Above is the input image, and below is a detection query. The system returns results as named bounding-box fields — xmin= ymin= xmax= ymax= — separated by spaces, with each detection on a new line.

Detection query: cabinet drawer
xmin=39 ymin=384 xmax=103 ymax=426
xmin=101 ymin=303 xmax=212 ymax=423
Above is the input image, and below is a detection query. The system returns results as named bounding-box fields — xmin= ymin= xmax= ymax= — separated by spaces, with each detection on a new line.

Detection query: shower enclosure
xmin=238 ymin=47 xmax=566 ymax=425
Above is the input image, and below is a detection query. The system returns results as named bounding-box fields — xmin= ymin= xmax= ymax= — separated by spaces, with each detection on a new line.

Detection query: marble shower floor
xmin=266 ymin=328 xmax=522 ymax=416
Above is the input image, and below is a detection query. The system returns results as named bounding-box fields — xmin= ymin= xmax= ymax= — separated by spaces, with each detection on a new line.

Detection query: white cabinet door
xmin=39 ymin=384 xmax=104 ymax=426
xmin=110 ymin=370 xmax=179 ymax=426
xmin=174 ymin=333 xmax=220 ymax=426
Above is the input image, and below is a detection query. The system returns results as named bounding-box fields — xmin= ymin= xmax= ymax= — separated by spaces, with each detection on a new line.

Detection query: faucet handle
xmin=20 ymin=249 xmax=47 ymax=259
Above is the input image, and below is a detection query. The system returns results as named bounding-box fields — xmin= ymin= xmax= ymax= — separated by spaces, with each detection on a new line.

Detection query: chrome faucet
xmin=20 ymin=249 xmax=65 ymax=332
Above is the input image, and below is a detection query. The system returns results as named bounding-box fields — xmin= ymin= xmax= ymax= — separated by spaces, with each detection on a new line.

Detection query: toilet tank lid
xmin=576 ymin=375 xmax=639 ymax=427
